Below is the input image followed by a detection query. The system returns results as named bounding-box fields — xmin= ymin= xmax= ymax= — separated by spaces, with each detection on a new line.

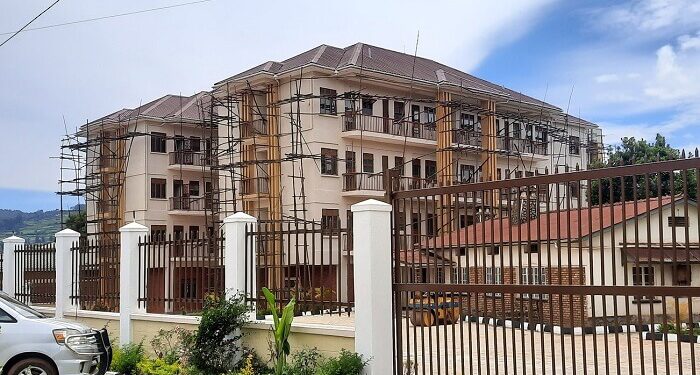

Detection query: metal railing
xmin=15 ymin=243 xmax=56 ymax=305
xmin=71 ymin=238 xmax=120 ymax=312
xmin=169 ymin=196 xmax=207 ymax=211
xmin=137 ymin=233 xmax=225 ymax=314
xmin=342 ymin=172 xmax=385 ymax=192
xmin=453 ymin=129 xmax=548 ymax=156
xmin=168 ymin=151 xmax=215 ymax=167
xmin=342 ymin=114 xmax=437 ymax=141
xmin=244 ymin=220 xmax=353 ymax=316
xmin=389 ymin=156 xmax=700 ymax=374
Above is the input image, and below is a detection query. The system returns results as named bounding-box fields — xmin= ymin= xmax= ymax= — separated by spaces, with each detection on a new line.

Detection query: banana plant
xmin=262 ymin=287 xmax=296 ymax=375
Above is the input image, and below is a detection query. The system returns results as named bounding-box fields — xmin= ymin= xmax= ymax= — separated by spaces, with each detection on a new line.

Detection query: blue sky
xmin=1 ymin=0 xmax=699 ymax=211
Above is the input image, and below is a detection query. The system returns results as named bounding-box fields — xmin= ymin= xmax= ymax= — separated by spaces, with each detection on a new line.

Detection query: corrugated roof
xmin=215 ymin=42 xmax=560 ymax=110
xmin=424 ymin=196 xmax=684 ymax=248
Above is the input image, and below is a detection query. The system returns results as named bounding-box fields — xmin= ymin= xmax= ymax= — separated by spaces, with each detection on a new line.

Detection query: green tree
xmin=65 ymin=211 xmax=87 ymax=237
xmin=590 ymin=134 xmax=697 ymax=204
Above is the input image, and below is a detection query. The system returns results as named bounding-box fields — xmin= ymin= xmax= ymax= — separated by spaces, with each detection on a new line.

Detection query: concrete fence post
xmin=2 ymin=235 xmax=25 ymax=298
xmin=55 ymin=229 xmax=81 ymax=318
xmin=351 ymin=199 xmax=393 ymax=375
xmin=119 ymin=222 xmax=148 ymax=346
xmin=224 ymin=212 xmax=257 ymax=300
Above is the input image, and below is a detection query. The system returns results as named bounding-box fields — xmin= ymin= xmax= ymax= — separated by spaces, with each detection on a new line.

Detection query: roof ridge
xmin=311 ymin=45 xmax=328 ymax=64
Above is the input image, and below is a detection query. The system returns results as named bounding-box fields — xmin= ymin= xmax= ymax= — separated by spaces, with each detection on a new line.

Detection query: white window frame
xmin=521 ymin=266 xmax=549 ymax=300
xmin=486 ymin=267 xmax=502 ymax=297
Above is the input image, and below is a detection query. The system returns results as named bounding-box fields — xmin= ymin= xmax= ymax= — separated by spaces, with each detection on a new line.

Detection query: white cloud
xmin=595 ymin=74 xmax=620 ymax=83
xmin=679 ymin=31 xmax=700 ymax=51
xmin=596 ymin=0 xmax=700 ymax=34
xmin=644 ymin=38 xmax=700 ymax=101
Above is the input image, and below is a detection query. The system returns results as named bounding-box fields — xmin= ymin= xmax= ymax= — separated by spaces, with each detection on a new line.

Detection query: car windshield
xmin=0 ymin=293 xmax=45 ymax=319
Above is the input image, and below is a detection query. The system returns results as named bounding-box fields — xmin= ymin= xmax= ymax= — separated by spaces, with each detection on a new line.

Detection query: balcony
xmin=168 ymin=196 xmax=210 ymax=214
xmin=393 ymin=176 xmax=439 ymax=191
xmin=342 ymin=173 xmax=386 ymax=198
xmin=341 ymin=114 xmax=437 ymax=147
xmin=168 ymin=151 xmax=216 ymax=170
xmin=241 ymin=177 xmax=270 ymax=197
xmin=452 ymin=129 xmax=548 ymax=157
xmin=240 ymin=119 xmax=268 ymax=143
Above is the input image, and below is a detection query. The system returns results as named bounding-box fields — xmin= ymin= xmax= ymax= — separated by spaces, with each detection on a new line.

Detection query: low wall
xmin=34 ymin=307 xmax=354 ymax=359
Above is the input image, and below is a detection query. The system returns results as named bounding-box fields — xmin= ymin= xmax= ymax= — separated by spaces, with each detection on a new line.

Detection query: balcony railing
xmin=169 ymin=196 xmax=207 ymax=211
xmin=341 ymin=114 xmax=437 ymax=141
xmin=241 ymin=177 xmax=270 ymax=195
xmin=452 ymin=129 xmax=548 ymax=156
xmin=393 ymin=176 xmax=439 ymax=191
xmin=169 ymin=151 xmax=215 ymax=167
xmin=342 ymin=172 xmax=385 ymax=192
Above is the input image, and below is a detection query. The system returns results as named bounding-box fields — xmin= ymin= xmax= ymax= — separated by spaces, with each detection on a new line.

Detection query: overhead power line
xmin=0 ymin=0 xmax=61 ymax=48
xmin=0 ymin=0 xmax=213 ymax=37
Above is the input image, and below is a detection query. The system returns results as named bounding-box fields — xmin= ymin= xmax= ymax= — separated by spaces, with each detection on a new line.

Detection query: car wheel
xmin=7 ymin=358 xmax=56 ymax=375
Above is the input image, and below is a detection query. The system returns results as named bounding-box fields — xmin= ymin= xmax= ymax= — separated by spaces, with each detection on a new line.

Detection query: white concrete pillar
xmin=351 ymin=199 xmax=393 ymax=375
xmin=224 ymin=212 xmax=257 ymax=300
xmin=2 ymin=236 xmax=25 ymax=297
xmin=54 ymin=229 xmax=80 ymax=318
xmin=119 ymin=222 xmax=148 ymax=346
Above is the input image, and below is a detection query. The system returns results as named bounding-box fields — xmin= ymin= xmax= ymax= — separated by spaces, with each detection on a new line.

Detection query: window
xmin=363 ymin=153 xmax=374 ymax=173
xmin=189 ymin=181 xmax=200 ymax=196
xmin=361 ymin=96 xmax=374 ymax=116
xmin=569 ymin=136 xmax=580 ymax=155
xmin=345 ymin=151 xmax=356 ymax=173
xmin=411 ymin=105 xmax=421 ymax=123
xmin=151 ymin=178 xmax=166 ymax=199
xmin=320 ymin=87 xmax=337 ymax=115
xmin=0 ymin=308 xmax=16 ymax=323
xmin=394 ymin=101 xmax=405 ymax=120
xmin=151 ymin=225 xmax=167 ymax=241
xmin=525 ymin=124 xmax=533 ymax=140
xmin=526 ymin=243 xmax=539 ymax=253
xmin=174 ymin=136 xmax=186 ymax=151
xmin=321 ymin=148 xmax=338 ymax=175
xmin=394 ymin=156 xmax=404 ymax=176
xmin=151 ymin=132 xmax=166 ymax=153
xmin=435 ymin=268 xmax=446 ymax=283
xmin=190 ymin=137 xmax=201 ymax=152
xmin=180 ymin=279 xmax=197 ymax=299
xmin=668 ymin=216 xmax=688 ymax=227
xmin=424 ymin=107 xmax=436 ymax=124
xmin=425 ymin=160 xmax=437 ymax=184
xmin=426 ymin=214 xmax=437 ymax=237
xmin=411 ymin=213 xmax=421 ymax=244
xmin=451 ymin=267 xmax=469 ymax=284
xmin=412 ymin=159 xmax=421 ymax=178
xmin=188 ymin=226 xmax=199 ymax=239
xmin=521 ymin=267 xmax=549 ymax=300
xmin=485 ymin=267 xmax=502 ymax=297
xmin=343 ymin=93 xmax=356 ymax=113
xmin=569 ymin=181 xmax=579 ymax=199
xmin=487 ymin=245 xmax=500 ymax=255
xmin=632 ymin=266 xmax=654 ymax=286
xmin=459 ymin=165 xmax=476 ymax=183
xmin=512 ymin=123 xmax=521 ymax=139
xmin=674 ymin=265 xmax=691 ymax=286
xmin=321 ymin=209 xmax=340 ymax=232
xmin=460 ymin=113 xmax=475 ymax=130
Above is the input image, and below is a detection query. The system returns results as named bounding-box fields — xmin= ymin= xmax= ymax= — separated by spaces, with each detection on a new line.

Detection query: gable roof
xmin=214 ymin=42 xmax=560 ymax=111
xmin=424 ymin=196 xmax=685 ymax=248
xmin=85 ymin=91 xmax=210 ymax=127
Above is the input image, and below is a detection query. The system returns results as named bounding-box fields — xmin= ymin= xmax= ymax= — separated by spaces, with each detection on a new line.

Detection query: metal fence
xmin=244 ymin=220 xmax=353 ymax=316
xmin=15 ymin=242 xmax=56 ymax=305
xmin=390 ymin=157 xmax=700 ymax=374
xmin=138 ymin=233 xmax=225 ymax=314
xmin=71 ymin=238 xmax=120 ymax=312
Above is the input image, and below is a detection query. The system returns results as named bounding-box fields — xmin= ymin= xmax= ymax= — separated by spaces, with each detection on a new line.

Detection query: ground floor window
xmin=521 ymin=266 xmax=549 ymax=300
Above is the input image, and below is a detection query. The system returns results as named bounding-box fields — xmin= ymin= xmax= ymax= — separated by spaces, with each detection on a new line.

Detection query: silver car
xmin=0 ymin=293 xmax=111 ymax=375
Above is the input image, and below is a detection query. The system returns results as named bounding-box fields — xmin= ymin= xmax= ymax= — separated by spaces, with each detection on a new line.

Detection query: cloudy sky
xmin=1 ymin=0 xmax=699 ymax=211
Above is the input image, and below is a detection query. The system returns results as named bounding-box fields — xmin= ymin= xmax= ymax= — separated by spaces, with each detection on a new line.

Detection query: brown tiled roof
xmin=425 ymin=196 xmax=683 ymax=248
xmin=400 ymin=249 xmax=454 ymax=266
xmin=86 ymin=91 xmax=210 ymax=127
xmin=215 ymin=42 xmax=561 ymax=111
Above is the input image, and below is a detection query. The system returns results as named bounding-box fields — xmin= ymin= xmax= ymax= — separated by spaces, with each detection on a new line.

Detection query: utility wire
xmin=0 ymin=0 xmax=61 ymax=48
xmin=0 ymin=0 xmax=213 ymax=37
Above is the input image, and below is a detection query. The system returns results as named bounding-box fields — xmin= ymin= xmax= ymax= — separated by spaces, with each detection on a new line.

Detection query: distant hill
xmin=0 ymin=209 xmax=62 ymax=244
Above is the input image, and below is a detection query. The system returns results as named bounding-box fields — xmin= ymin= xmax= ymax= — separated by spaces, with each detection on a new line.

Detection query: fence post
xmin=351 ymin=199 xmax=393 ymax=375
xmin=54 ymin=229 xmax=80 ymax=318
xmin=224 ymin=212 xmax=257 ymax=300
xmin=119 ymin=222 xmax=148 ymax=346
xmin=2 ymin=235 xmax=25 ymax=297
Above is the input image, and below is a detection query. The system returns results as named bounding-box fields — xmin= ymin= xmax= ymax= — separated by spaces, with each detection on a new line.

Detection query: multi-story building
xmin=209 ymin=43 xmax=603 ymax=300
xmin=212 ymin=42 xmax=602 ymax=230
xmin=76 ymin=91 xmax=217 ymax=242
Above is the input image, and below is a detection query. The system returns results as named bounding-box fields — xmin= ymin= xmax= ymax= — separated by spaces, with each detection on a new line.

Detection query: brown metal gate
xmin=390 ymin=157 xmax=700 ymax=374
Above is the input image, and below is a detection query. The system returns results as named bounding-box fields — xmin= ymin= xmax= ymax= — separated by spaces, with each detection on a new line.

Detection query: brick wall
xmin=467 ymin=266 xmax=588 ymax=327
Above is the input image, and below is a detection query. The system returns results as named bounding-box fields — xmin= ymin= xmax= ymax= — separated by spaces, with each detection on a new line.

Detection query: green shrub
xmin=136 ymin=357 xmax=183 ymax=375
xmin=184 ymin=293 xmax=250 ymax=374
xmin=284 ymin=348 xmax=323 ymax=375
xmin=315 ymin=350 xmax=367 ymax=375
xmin=110 ymin=342 xmax=145 ymax=375
xmin=150 ymin=327 xmax=189 ymax=365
